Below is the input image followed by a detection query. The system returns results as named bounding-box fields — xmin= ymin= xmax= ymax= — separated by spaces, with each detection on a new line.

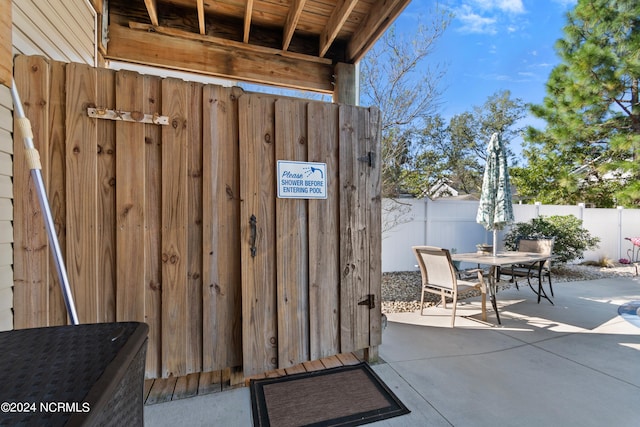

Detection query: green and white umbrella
xmin=476 ymin=132 xmax=514 ymax=256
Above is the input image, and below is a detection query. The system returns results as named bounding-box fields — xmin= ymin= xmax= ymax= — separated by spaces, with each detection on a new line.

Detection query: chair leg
xmin=420 ymin=288 xmax=425 ymax=315
xmin=451 ymin=292 xmax=457 ymax=327
xmin=547 ymin=273 xmax=554 ymax=297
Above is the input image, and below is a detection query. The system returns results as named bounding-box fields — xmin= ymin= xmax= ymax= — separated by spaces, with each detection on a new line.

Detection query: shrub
xmin=503 ymin=215 xmax=600 ymax=264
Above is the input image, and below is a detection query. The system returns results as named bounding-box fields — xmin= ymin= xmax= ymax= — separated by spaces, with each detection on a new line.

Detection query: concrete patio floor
xmin=145 ymin=276 xmax=640 ymax=426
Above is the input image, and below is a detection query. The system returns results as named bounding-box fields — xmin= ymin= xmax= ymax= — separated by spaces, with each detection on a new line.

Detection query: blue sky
xmin=395 ymin=0 xmax=578 ymax=142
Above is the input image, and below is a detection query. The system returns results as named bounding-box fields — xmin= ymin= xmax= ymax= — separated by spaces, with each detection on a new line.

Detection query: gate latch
xmin=358 ymin=294 xmax=375 ymax=309
xmin=357 ymin=152 xmax=376 ymax=168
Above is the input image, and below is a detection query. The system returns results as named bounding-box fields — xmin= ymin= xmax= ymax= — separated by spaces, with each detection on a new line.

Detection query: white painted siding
xmin=0 ymin=84 xmax=12 ymax=332
xmin=12 ymin=0 xmax=95 ymax=64
xmin=3 ymin=0 xmax=96 ymax=330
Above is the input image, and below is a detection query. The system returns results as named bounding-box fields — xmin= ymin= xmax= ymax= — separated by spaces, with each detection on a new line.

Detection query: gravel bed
xmin=382 ymin=263 xmax=638 ymax=313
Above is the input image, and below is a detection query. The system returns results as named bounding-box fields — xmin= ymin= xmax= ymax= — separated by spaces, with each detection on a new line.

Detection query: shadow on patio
xmin=144 ymin=277 xmax=640 ymax=426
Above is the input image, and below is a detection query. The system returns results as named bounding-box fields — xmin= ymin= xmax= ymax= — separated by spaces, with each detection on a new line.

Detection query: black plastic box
xmin=0 ymin=322 xmax=148 ymax=426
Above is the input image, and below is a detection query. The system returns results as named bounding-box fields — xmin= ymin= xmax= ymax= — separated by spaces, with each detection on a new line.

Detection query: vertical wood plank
xmin=307 ymin=101 xmax=340 ymax=359
xmin=202 ymin=85 xmax=242 ymax=372
xmin=13 ymin=55 xmax=51 ymax=328
xmin=47 ymin=60 xmax=68 ymax=326
xmin=66 ymin=62 xmax=98 ymax=324
xmin=339 ymin=104 xmax=369 ymax=352
xmin=186 ymin=81 xmax=203 ymax=374
xmin=240 ymin=94 xmax=278 ymax=376
xmin=96 ymin=67 xmax=116 ymax=323
xmin=161 ymin=78 xmax=189 ymax=378
xmin=143 ymin=74 xmax=163 ymax=378
xmin=275 ymin=99 xmax=309 ymax=368
xmin=366 ymin=107 xmax=382 ymax=348
xmin=115 ymin=70 xmax=145 ymax=322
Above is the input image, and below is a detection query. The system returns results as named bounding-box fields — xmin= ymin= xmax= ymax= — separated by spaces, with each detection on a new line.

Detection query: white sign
xmin=277 ymin=160 xmax=327 ymax=199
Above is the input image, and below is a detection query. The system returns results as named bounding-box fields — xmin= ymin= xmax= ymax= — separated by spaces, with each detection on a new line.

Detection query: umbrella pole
xmin=11 ymin=80 xmax=79 ymax=325
xmin=493 ymin=230 xmax=498 ymax=257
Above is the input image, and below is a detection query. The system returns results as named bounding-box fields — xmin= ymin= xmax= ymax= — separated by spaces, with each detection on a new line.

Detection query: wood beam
xmin=127 ymin=22 xmax=332 ymax=65
xmin=319 ymin=0 xmax=359 ymax=58
xmin=332 ymin=63 xmax=357 ymax=105
xmin=106 ymin=24 xmax=334 ymax=93
xmin=243 ymin=0 xmax=254 ymax=43
xmin=144 ymin=0 xmax=159 ymax=26
xmin=196 ymin=0 xmax=205 ymax=35
xmin=282 ymin=0 xmax=306 ymax=51
xmin=347 ymin=0 xmax=410 ymax=62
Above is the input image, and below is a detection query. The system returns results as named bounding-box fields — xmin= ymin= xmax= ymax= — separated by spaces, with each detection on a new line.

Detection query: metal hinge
xmin=357 ymin=152 xmax=376 ymax=168
xmin=358 ymin=294 xmax=375 ymax=309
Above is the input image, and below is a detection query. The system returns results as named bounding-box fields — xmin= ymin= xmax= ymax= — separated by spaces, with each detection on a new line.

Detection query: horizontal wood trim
xmin=126 ymin=22 xmax=333 ymax=66
xmin=106 ymin=24 xmax=335 ymax=93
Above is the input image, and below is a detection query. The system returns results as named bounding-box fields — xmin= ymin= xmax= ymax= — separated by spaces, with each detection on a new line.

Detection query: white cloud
xmin=551 ymin=0 xmax=577 ymax=7
xmin=456 ymin=5 xmax=498 ymax=34
xmin=470 ymin=0 xmax=525 ymax=14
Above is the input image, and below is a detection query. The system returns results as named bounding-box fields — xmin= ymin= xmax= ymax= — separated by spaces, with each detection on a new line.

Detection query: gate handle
xmin=250 ymin=214 xmax=257 ymax=257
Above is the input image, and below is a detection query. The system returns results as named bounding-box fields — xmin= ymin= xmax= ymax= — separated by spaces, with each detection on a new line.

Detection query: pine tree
xmin=515 ymin=0 xmax=640 ymax=207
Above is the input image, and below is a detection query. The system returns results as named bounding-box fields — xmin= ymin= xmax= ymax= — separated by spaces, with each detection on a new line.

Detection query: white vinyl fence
xmin=382 ymin=198 xmax=640 ymax=272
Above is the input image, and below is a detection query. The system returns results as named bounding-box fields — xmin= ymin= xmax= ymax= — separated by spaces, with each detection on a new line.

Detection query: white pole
xmin=11 ymin=80 xmax=79 ymax=325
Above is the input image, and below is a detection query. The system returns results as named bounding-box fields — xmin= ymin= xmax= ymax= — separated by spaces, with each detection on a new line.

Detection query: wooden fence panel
xmin=366 ymin=108 xmax=382 ymax=348
xmin=115 ymin=70 xmax=145 ymax=323
xmin=240 ymin=95 xmax=278 ymax=377
xmin=161 ymin=78 xmax=190 ymax=378
xmin=307 ymin=102 xmax=340 ymax=359
xmin=339 ymin=104 xmax=370 ymax=353
xmin=96 ymin=67 xmax=116 ymax=323
xmin=186 ymin=81 xmax=203 ymax=374
xmin=275 ymin=99 xmax=309 ymax=368
xmin=48 ymin=60 xmax=69 ymax=326
xmin=13 ymin=55 xmax=51 ymax=328
xmin=202 ymin=85 xmax=242 ymax=372
xmin=13 ymin=56 xmax=382 ymax=379
xmin=65 ymin=62 xmax=98 ymax=324
xmin=143 ymin=73 xmax=163 ymax=379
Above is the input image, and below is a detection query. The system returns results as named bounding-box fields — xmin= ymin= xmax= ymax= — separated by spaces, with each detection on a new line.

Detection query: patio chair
xmin=412 ymin=246 xmax=487 ymax=327
xmin=501 ymin=237 xmax=555 ymax=298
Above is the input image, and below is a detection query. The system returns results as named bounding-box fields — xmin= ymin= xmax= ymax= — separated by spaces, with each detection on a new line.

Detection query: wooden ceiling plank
xmin=319 ymin=0 xmax=359 ymax=58
xmin=347 ymin=0 xmax=411 ymax=62
xmin=107 ymin=23 xmax=334 ymax=92
xmin=243 ymin=0 xmax=254 ymax=43
xmin=143 ymin=0 xmax=159 ymax=26
xmin=127 ymin=21 xmax=332 ymax=65
xmin=197 ymin=0 xmax=205 ymax=35
xmin=282 ymin=0 xmax=307 ymax=51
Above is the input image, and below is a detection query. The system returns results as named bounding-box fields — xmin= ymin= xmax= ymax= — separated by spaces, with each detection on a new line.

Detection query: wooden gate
xmin=13 ymin=55 xmax=381 ymax=379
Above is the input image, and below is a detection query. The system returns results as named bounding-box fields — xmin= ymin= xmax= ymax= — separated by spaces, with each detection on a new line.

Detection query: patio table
xmin=451 ymin=251 xmax=553 ymax=324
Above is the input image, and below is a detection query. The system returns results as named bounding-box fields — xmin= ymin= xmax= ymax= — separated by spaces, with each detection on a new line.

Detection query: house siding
xmin=2 ymin=0 xmax=95 ymax=330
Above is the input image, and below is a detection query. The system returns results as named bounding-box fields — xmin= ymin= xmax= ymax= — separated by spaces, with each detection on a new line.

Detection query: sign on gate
xmin=277 ymin=160 xmax=327 ymax=199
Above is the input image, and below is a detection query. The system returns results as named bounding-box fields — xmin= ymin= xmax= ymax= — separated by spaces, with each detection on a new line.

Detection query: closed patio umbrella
xmin=476 ymin=132 xmax=514 ymax=256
